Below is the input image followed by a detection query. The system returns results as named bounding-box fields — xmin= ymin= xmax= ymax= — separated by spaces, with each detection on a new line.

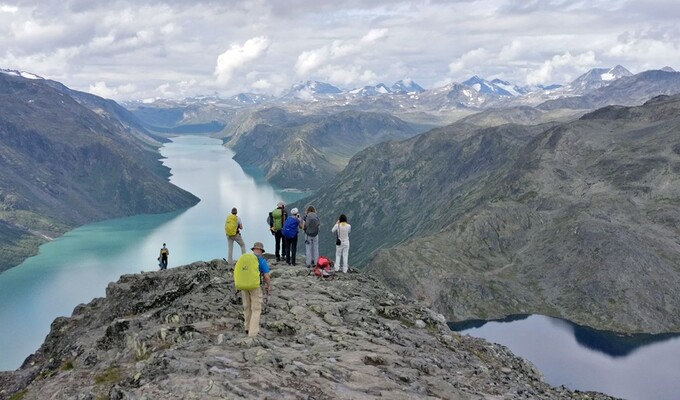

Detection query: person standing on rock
xmin=158 ymin=243 xmax=170 ymax=270
xmin=268 ymin=201 xmax=287 ymax=262
xmin=332 ymin=214 xmax=351 ymax=273
xmin=302 ymin=205 xmax=320 ymax=268
xmin=282 ymin=207 xmax=302 ymax=265
xmin=225 ymin=207 xmax=246 ymax=264
xmin=234 ymin=242 xmax=271 ymax=338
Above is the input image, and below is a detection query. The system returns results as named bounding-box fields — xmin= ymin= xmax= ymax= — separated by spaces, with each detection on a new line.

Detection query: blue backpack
xmin=282 ymin=216 xmax=299 ymax=239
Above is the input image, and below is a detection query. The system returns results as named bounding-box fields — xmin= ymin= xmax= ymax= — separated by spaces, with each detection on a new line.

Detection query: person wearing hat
xmin=241 ymin=241 xmax=271 ymax=337
xmin=268 ymin=201 xmax=287 ymax=262
xmin=282 ymin=207 xmax=302 ymax=265
xmin=225 ymin=207 xmax=246 ymax=264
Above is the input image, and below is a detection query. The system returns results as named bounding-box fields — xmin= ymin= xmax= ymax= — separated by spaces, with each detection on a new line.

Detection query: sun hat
xmin=251 ymin=242 xmax=265 ymax=252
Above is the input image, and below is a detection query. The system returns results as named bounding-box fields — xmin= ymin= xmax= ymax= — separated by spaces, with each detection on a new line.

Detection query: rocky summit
xmin=0 ymin=259 xmax=615 ymax=400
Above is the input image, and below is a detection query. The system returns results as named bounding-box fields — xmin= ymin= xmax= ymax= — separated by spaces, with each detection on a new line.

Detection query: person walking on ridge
xmin=234 ymin=242 xmax=271 ymax=338
xmin=332 ymin=214 xmax=351 ymax=273
xmin=268 ymin=201 xmax=287 ymax=262
xmin=158 ymin=243 xmax=170 ymax=270
xmin=225 ymin=207 xmax=246 ymax=264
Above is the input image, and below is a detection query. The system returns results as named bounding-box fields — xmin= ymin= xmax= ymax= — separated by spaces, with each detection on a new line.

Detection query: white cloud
xmin=214 ymin=36 xmax=270 ymax=85
xmin=88 ymin=81 xmax=119 ymax=99
xmin=0 ymin=5 xmax=18 ymax=13
xmin=499 ymin=40 xmax=522 ymax=60
xmin=251 ymin=79 xmax=271 ymax=89
xmin=525 ymin=51 xmax=597 ymax=85
xmin=295 ymin=48 xmax=329 ymax=76
xmin=318 ymin=64 xmax=377 ymax=86
xmin=361 ymin=28 xmax=388 ymax=43
xmin=448 ymin=48 xmax=491 ymax=74
xmin=2 ymin=1 xmax=680 ymax=98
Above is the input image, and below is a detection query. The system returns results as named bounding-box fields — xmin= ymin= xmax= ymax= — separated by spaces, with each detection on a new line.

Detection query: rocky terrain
xmin=0 ymin=258 xmax=615 ymax=400
xmin=0 ymin=73 xmax=199 ymax=272
xmin=296 ymin=94 xmax=680 ymax=334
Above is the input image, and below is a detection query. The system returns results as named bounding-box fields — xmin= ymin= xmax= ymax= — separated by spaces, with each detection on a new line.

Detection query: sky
xmin=1 ymin=0 xmax=679 ymax=101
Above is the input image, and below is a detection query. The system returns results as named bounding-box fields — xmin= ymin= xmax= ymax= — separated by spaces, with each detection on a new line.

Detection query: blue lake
xmin=0 ymin=135 xmax=306 ymax=371
xmin=451 ymin=314 xmax=680 ymax=400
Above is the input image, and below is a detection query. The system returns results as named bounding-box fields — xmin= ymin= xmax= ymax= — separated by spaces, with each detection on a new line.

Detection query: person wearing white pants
xmin=331 ymin=214 xmax=351 ymax=273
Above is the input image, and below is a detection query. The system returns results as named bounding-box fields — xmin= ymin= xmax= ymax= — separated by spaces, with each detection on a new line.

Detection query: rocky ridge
xmin=0 ymin=259 xmax=615 ymax=399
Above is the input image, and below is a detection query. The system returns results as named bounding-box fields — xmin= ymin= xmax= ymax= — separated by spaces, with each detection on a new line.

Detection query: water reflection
xmin=451 ymin=314 xmax=680 ymax=400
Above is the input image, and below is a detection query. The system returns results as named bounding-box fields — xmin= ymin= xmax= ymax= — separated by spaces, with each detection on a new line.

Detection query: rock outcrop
xmin=0 ymin=259 xmax=615 ymax=399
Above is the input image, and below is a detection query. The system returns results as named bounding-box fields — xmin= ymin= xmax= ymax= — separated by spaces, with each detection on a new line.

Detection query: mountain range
xmin=0 ymin=70 xmax=199 ymax=272
xmin=293 ymin=93 xmax=680 ymax=334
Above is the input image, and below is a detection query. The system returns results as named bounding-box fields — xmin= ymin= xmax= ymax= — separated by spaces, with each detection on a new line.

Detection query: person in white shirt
xmin=331 ymin=214 xmax=351 ymax=273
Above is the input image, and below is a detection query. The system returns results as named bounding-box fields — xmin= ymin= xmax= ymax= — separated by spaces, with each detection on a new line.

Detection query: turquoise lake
xmin=0 ymin=135 xmax=305 ymax=371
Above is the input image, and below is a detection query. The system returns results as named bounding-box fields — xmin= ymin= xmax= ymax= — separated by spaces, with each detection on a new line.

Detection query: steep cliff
xmin=0 ymin=260 xmax=614 ymax=399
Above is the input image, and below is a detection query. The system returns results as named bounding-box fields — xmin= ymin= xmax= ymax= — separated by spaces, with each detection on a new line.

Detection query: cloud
xmin=214 ymin=36 xmax=270 ymax=85
xmin=0 ymin=5 xmax=18 ymax=13
xmin=448 ymin=48 xmax=491 ymax=74
xmin=317 ymin=64 xmax=377 ymax=86
xmin=361 ymin=28 xmax=388 ymax=43
xmin=88 ymin=81 xmax=137 ymax=99
xmin=525 ymin=51 xmax=597 ymax=85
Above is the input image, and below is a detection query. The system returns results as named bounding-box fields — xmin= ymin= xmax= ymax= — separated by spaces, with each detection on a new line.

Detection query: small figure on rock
xmin=233 ymin=242 xmax=271 ymax=337
xmin=158 ymin=243 xmax=169 ymax=270
xmin=225 ymin=207 xmax=246 ymax=264
xmin=332 ymin=214 xmax=351 ymax=273
xmin=282 ymin=207 xmax=302 ymax=265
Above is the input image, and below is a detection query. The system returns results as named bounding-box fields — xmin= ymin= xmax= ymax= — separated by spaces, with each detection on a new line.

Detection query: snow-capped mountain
xmin=463 ymin=76 xmax=518 ymax=96
xmin=282 ymin=80 xmax=343 ymax=101
xmin=348 ymin=83 xmax=392 ymax=96
xmin=390 ymin=79 xmax=425 ymax=94
xmin=0 ymin=68 xmax=43 ymax=80
xmin=566 ymin=65 xmax=633 ymax=94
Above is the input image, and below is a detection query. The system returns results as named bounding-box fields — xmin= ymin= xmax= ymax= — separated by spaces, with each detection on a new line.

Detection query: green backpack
xmin=271 ymin=208 xmax=284 ymax=231
xmin=234 ymin=253 xmax=261 ymax=291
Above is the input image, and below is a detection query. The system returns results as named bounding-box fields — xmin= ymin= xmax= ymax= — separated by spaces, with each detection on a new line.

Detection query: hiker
xmin=268 ymin=201 xmax=287 ymax=262
xmin=302 ymin=206 xmax=320 ymax=268
xmin=233 ymin=242 xmax=271 ymax=338
xmin=158 ymin=243 xmax=170 ymax=270
xmin=225 ymin=207 xmax=246 ymax=264
xmin=331 ymin=214 xmax=351 ymax=273
xmin=282 ymin=208 xmax=302 ymax=265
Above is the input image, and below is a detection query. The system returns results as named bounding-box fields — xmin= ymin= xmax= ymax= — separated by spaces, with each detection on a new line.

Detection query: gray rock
xmin=0 ymin=260 xmax=615 ymax=400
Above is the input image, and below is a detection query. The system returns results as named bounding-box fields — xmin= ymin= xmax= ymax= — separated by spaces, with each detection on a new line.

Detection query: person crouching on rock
xmin=234 ymin=242 xmax=271 ymax=337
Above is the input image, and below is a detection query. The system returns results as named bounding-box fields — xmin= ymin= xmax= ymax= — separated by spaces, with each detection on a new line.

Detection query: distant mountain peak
xmin=391 ymin=79 xmax=425 ymax=94
xmin=568 ymin=65 xmax=632 ymax=94
xmin=290 ymin=80 xmax=342 ymax=94
xmin=0 ymin=68 xmax=44 ymax=80
xmin=462 ymin=75 xmax=527 ymax=97
xmin=661 ymin=66 xmax=676 ymax=72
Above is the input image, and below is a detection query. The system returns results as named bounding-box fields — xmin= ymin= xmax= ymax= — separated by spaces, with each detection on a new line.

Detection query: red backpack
xmin=314 ymin=256 xmax=334 ymax=278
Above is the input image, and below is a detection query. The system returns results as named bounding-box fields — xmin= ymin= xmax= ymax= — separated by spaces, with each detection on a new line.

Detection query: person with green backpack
xmin=225 ymin=207 xmax=246 ymax=264
xmin=268 ymin=201 xmax=287 ymax=262
xmin=233 ymin=242 xmax=271 ymax=338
